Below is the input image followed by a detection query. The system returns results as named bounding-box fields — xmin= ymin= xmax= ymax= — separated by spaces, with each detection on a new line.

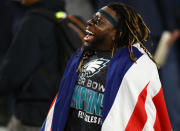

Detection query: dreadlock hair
xmin=76 ymin=46 xmax=94 ymax=72
xmin=108 ymin=3 xmax=158 ymax=66
xmin=77 ymin=2 xmax=158 ymax=72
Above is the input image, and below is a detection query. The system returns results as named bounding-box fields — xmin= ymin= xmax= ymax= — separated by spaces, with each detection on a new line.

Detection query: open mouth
xmin=86 ymin=30 xmax=95 ymax=36
xmin=84 ymin=30 xmax=95 ymax=43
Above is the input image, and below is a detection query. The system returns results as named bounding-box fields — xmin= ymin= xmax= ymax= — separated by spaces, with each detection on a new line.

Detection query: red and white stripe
xmin=102 ymin=54 xmax=172 ymax=131
xmin=44 ymin=94 xmax=58 ymax=131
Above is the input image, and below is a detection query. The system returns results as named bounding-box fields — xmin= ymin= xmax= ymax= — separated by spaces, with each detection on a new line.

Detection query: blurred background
xmin=0 ymin=0 xmax=180 ymax=131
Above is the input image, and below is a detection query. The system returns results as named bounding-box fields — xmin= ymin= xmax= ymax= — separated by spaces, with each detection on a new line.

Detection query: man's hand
xmin=168 ymin=29 xmax=180 ymax=46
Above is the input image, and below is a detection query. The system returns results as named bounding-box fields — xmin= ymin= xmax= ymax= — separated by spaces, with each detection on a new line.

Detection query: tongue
xmin=84 ymin=34 xmax=94 ymax=41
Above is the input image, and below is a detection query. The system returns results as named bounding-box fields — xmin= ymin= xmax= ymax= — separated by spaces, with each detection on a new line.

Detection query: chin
xmin=84 ymin=39 xmax=96 ymax=46
xmin=85 ymin=42 xmax=102 ymax=51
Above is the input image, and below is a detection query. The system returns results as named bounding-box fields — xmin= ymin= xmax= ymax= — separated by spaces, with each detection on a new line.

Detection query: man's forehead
xmin=101 ymin=6 xmax=118 ymax=22
xmin=96 ymin=6 xmax=118 ymax=28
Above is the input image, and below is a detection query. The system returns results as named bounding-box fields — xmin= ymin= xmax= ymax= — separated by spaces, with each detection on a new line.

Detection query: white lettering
xmin=92 ymin=82 xmax=98 ymax=90
xmin=98 ymin=117 xmax=102 ymax=124
xmin=98 ymin=84 xmax=105 ymax=92
xmin=78 ymin=111 xmax=84 ymax=119
xmin=87 ymin=79 xmax=92 ymax=88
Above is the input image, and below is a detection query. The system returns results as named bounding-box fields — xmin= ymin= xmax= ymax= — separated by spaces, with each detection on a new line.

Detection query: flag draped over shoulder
xmin=41 ymin=44 xmax=172 ymax=131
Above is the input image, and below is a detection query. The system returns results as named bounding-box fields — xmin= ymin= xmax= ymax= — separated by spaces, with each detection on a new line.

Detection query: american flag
xmin=41 ymin=44 xmax=172 ymax=131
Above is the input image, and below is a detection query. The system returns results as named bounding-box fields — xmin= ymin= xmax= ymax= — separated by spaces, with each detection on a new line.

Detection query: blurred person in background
xmin=174 ymin=0 xmax=180 ymax=130
xmin=0 ymin=1 xmax=28 ymax=130
xmin=0 ymin=0 xmax=13 ymax=63
xmin=96 ymin=0 xmax=180 ymax=130
xmin=0 ymin=0 xmax=14 ymax=129
xmin=41 ymin=3 xmax=171 ymax=131
xmin=9 ymin=0 xmax=29 ymax=36
xmin=0 ymin=0 xmax=66 ymax=130
xmin=175 ymin=0 xmax=180 ymax=29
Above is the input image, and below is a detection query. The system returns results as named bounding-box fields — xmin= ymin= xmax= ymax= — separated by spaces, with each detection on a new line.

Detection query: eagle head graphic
xmin=81 ymin=58 xmax=110 ymax=78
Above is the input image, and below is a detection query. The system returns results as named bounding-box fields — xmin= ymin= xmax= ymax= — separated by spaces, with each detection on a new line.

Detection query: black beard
xmin=86 ymin=34 xmax=109 ymax=50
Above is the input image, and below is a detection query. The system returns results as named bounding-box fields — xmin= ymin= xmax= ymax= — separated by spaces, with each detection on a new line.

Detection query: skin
xmin=84 ymin=6 xmax=119 ymax=51
xmin=21 ymin=0 xmax=40 ymax=6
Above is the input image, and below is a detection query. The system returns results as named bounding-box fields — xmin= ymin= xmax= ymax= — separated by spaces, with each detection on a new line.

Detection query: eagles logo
xmin=82 ymin=58 xmax=110 ymax=78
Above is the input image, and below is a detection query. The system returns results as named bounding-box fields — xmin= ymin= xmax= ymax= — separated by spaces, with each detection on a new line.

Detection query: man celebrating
xmin=41 ymin=3 xmax=172 ymax=131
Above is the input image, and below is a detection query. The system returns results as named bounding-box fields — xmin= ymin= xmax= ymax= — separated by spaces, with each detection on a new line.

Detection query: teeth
xmin=86 ymin=30 xmax=94 ymax=35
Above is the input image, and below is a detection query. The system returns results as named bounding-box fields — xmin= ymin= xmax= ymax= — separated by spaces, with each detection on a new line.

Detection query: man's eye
xmin=95 ymin=18 xmax=102 ymax=26
xmin=91 ymin=18 xmax=97 ymax=24
xmin=91 ymin=17 xmax=102 ymax=26
xmin=95 ymin=20 xmax=100 ymax=25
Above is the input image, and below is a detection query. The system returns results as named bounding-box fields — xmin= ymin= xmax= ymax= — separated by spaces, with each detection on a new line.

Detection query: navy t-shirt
xmin=66 ymin=50 xmax=111 ymax=131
